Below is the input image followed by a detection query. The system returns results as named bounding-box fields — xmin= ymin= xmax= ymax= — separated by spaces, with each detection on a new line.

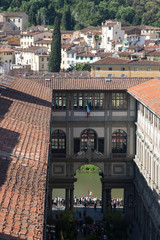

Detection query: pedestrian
xmin=94 ymin=202 xmax=97 ymax=211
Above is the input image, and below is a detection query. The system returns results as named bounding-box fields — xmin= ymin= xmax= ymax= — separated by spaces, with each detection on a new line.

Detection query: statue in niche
xmin=74 ymin=137 xmax=104 ymax=161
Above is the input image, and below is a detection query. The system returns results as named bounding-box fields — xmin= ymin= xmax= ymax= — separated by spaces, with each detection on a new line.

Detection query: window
xmin=72 ymin=54 xmax=74 ymax=58
xmin=109 ymin=27 xmax=111 ymax=30
xmin=149 ymin=112 xmax=153 ymax=124
xmin=80 ymin=57 xmax=84 ymax=60
xmin=121 ymin=67 xmax=125 ymax=71
xmin=108 ymin=37 xmax=110 ymax=41
xmin=96 ymin=67 xmax=100 ymax=70
xmin=73 ymin=93 xmax=83 ymax=109
xmin=42 ymin=64 xmax=44 ymax=69
xmin=147 ymin=68 xmax=151 ymax=71
xmin=73 ymin=92 xmax=104 ymax=110
xmin=18 ymin=18 xmax=20 ymax=22
xmin=47 ymin=58 xmax=49 ymax=61
xmin=90 ymin=57 xmax=93 ymax=60
xmin=112 ymin=129 xmax=127 ymax=153
xmin=112 ymin=92 xmax=127 ymax=109
xmin=52 ymin=92 xmax=66 ymax=109
xmin=81 ymin=129 xmax=97 ymax=151
xmin=109 ymin=67 xmax=112 ymax=71
xmin=52 ymin=129 xmax=66 ymax=154
xmin=13 ymin=19 xmax=15 ymax=22
xmin=42 ymin=58 xmax=44 ymax=61
xmin=134 ymin=68 xmax=139 ymax=71
xmin=8 ymin=19 xmax=10 ymax=22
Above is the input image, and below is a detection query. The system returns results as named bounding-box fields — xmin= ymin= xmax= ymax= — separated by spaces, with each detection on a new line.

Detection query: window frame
xmin=112 ymin=129 xmax=127 ymax=153
xmin=111 ymin=92 xmax=127 ymax=110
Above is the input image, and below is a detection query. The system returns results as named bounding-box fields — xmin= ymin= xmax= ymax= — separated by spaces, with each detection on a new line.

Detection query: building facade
xmin=0 ymin=12 xmax=28 ymax=31
xmin=47 ymin=77 xmax=151 ymax=225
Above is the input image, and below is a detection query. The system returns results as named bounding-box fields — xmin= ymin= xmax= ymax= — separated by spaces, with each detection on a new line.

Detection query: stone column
xmin=102 ymin=186 xmax=107 ymax=214
xmin=65 ymin=188 xmax=69 ymax=210
xmin=47 ymin=187 xmax=53 ymax=224
xmin=70 ymin=188 xmax=74 ymax=211
xmin=106 ymin=188 xmax=111 ymax=212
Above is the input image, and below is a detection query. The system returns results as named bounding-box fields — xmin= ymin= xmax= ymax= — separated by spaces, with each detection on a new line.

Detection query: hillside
xmin=0 ymin=0 xmax=160 ymax=29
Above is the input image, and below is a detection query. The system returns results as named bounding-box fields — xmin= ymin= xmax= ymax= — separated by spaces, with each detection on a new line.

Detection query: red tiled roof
xmin=128 ymin=79 xmax=160 ymax=116
xmin=34 ymin=39 xmax=52 ymax=44
xmin=91 ymin=56 xmax=160 ymax=66
xmin=91 ymin=56 xmax=129 ymax=65
xmin=0 ymin=48 xmax=15 ymax=52
xmin=0 ymin=75 xmax=52 ymax=239
xmin=0 ymin=13 xmax=26 ymax=17
xmin=28 ymin=76 xmax=151 ymax=91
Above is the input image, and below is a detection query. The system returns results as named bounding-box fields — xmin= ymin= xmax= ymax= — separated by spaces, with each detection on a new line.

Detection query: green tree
xmin=74 ymin=62 xmax=91 ymax=71
xmin=55 ymin=210 xmax=77 ymax=240
xmin=48 ymin=17 xmax=61 ymax=72
xmin=61 ymin=6 xmax=72 ymax=30
xmin=116 ymin=6 xmax=135 ymax=24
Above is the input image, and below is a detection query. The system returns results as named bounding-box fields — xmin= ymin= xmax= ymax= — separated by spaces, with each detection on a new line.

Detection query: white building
xmin=128 ymin=79 xmax=160 ymax=239
xmin=101 ymin=20 xmax=124 ymax=52
xmin=14 ymin=46 xmax=48 ymax=71
xmin=20 ymin=30 xmax=52 ymax=48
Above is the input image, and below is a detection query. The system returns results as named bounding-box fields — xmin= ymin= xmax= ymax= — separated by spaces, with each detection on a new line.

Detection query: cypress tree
xmin=48 ymin=17 xmax=61 ymax=72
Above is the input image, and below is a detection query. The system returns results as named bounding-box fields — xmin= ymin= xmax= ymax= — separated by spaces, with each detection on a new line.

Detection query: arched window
xmin=52 ymin=129 xmax=66 ymax=154
xmin=112 ymin=129 xmax=127 ymax=153
xmin=81 ymin=129 xmax=97 ymax=151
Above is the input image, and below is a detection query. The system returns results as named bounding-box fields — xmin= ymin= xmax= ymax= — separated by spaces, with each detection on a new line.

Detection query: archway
xmin=74 ymin=164 xmax=103 ymax=222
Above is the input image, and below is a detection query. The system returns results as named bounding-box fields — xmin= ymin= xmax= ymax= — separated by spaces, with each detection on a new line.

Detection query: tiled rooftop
xmin=91 ymin=56 xmax=160 ymax=66
xmin=0 ymin=13 xmax=26 ymax=17
xmin=0 ymin=75 xmax=52 ymax=239
xmin=128 ymin=79 xmax=160 ymax=116
xmin=24 ymin=76 xmax=151 ymax=91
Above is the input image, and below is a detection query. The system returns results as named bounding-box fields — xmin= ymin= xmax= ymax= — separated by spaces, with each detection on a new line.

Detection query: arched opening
xmin=80 ymin=129 xmax=97 ymax=151
xmin=73 ymin=164 xmax=103 ymax=222
xmin=112 ymin=129 xmax=127 ymax=153
xmin=51 ymin=129 xmax=66 ymax=157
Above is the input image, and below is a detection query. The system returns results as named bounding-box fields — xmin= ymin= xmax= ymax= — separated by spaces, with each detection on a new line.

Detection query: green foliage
xmin=104 ymin=211 xmax=129 ymax=240
xmin=61 ymin=6 xmax=73 ymax=30
xmin=48 ymin=17 xmax=61 ymax=72
xmin=55 ymin=210 xmax=77 ymax=240
xmin=74 ymin=62 xmax=91 ymax=71
xmin=1 ymin=0 xmax=160 ymax=28
xmin=77 ymin=164 xmax=101 ymax=172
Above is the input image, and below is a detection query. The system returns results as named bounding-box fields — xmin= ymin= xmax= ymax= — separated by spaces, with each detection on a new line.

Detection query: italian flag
xmin=87 ymin=102 xmax=91 ymax=118
xmin=88 ymin=190 xmax=94 ymax=196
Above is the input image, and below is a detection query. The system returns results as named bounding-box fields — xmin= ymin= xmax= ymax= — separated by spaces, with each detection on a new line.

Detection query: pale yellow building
xmin=0 ymin=48 xmax=15 ymax=64
xmin=91 ymin=56 xmax=160 ymax=78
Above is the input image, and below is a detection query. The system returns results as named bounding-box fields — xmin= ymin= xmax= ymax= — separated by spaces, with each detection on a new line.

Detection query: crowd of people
xmin=53 ymin=196 xmax=124 ymax=209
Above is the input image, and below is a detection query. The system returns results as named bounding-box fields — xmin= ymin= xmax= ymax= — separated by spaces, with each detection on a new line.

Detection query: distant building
xmin=91 ymin=56 xmax=160 ymax=78
xmin=101 ymin=20 xmax=124 ymax=52
xmin=0 ymin=12 xmax=28 ymax=31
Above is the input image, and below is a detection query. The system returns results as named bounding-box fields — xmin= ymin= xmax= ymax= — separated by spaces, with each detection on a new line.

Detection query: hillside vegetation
xmin=1 ymin=0 xmax=160 ymax=29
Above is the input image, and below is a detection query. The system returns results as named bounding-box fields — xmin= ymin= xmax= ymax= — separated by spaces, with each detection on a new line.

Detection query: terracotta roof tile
xmin=0 ymin=75 xmax=52 ymax=239
xmin=26 ymin=76 xmax=151 ymax=91
xmin=128 ymin=79 xmax=160 ymax=116
xmin=91 ymin=56 xmax=160 ymax=66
